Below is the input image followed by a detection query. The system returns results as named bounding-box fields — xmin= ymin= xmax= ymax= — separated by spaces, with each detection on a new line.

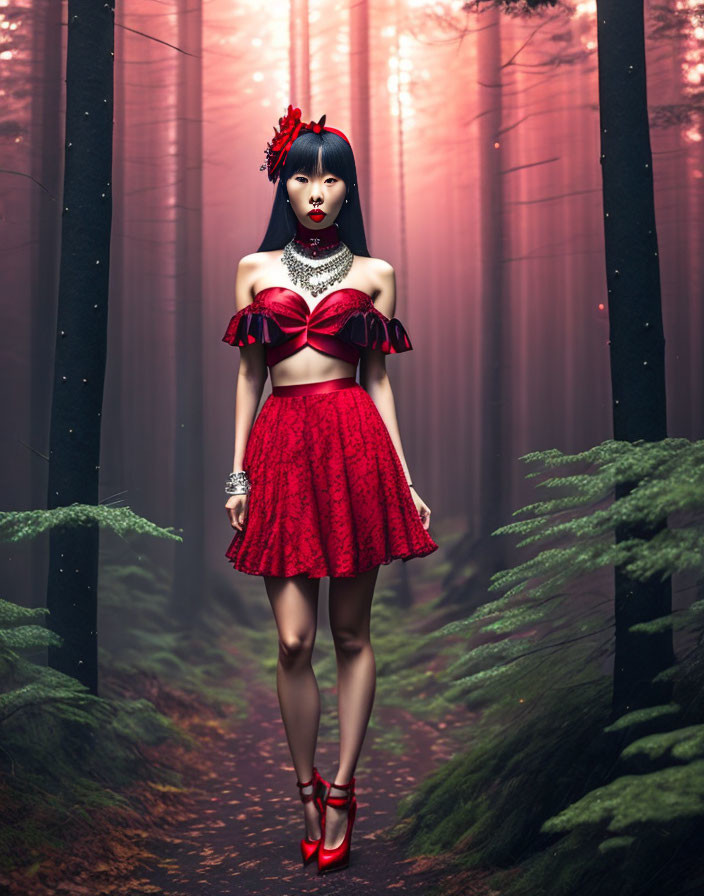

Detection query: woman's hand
xmin=226 ymin=493 xmax=249 ymax=532
xmin=410 ymin=486 xmax=431 ymax=530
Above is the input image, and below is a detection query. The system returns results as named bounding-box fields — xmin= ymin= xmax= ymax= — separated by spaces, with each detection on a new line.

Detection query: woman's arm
xmin=359 ymin=261 xmax=413 ymax=486
xmin=361 ymin=260 xmax=432 ymax=529
xmin=231 ymin=255 xmax=268 ymax=473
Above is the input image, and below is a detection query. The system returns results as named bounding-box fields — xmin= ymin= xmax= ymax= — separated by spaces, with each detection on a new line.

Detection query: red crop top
xmin=222 ymin=286 xmax=413 ymax=368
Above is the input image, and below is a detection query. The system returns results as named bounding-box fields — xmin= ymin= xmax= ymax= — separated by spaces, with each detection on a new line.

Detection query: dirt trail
xmin=143 ymin=665 xmax=494 ymax=896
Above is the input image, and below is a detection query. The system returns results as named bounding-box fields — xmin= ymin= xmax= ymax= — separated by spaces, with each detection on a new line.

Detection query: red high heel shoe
xmin=317 ymin=777 xmax=357 ymax=874
xmin=296 ymin=766 xmax=330 ymax=865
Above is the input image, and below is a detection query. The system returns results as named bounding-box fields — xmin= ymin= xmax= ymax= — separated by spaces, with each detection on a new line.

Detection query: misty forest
xmin=1 ymin=0 xmax=704 ymax=893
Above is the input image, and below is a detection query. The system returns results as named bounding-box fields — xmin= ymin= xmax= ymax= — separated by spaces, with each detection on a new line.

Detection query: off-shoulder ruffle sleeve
xmin=222 ymin=304 xmax=288 ymax=348
xmin=334 ymin=304 xmax=413 ymax=354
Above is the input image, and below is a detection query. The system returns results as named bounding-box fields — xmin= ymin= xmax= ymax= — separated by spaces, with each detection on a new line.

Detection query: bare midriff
xmin=269 ymin=347 xmax=357 ymax=389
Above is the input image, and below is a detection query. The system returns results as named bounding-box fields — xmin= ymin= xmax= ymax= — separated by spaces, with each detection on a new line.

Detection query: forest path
xmin=142 ymin=655 xmax=496 ymax=896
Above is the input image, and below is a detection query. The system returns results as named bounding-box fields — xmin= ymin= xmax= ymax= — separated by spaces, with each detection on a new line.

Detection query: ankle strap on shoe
xmin=296 ymin=766 xmax=319 ymax=803
xmin=296 ymin=766 xmax=325 ymax=803
xmin=326 ymin=777 xmax=356 ymax=807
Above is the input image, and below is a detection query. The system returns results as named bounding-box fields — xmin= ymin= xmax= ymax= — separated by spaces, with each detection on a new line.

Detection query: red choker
xmin=293 ymin=220 xmax=341 ymax=258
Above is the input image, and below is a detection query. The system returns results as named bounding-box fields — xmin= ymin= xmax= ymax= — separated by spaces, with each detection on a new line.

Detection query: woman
xmin=222 ymin=105 xmax=438 ymax=874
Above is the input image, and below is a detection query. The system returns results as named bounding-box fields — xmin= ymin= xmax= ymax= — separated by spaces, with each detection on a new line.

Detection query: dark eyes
xmin=294 ymin=175 xmax=337 ymax=184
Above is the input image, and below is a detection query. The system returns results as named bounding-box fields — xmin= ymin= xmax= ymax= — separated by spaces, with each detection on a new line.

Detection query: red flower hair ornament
xmin=259 ymin=105 xmax=351 ymax=183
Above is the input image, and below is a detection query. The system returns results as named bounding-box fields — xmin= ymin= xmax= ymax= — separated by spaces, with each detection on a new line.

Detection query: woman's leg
xmin=325 ymin=563 xmax=380 ymax=849
xmin=264 ymin=573 xmax=322 ymax=840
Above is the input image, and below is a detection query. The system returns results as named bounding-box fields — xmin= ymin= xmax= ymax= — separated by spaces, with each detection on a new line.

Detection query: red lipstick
xmin=307 ymin=209 xmax=325 ymax=222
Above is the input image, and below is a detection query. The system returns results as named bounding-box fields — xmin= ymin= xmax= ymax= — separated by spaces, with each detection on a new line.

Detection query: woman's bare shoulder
xmin=234 ymin=252 xmax=281 ymax=311
xmin=367 ymin=256 xmax=394 ymax=276
xmin=237 ymin=250 xmax=280 ymax=271
xmin=353 ymin=254 xmax=394 ymax=274
xmin=236 ymin=251 xmax=281 ymax=292
xmin=355 ymin=256 xmax=395 ymax=305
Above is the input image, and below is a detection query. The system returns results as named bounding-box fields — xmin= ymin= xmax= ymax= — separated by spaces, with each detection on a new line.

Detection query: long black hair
xmin=257 ymin=128 xmax=370 ymax=257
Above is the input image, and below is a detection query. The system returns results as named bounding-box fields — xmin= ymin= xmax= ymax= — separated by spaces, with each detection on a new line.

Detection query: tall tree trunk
xmin=664 ymin=11 xmax=692 ymax=437
xmin=596 ymin=0 xmax=674 ymax=717
xmin=290 ymin=0 xmax=311 ymax=113
xmin=390 ymin=0 xmax=415 ymax=607
xmin=349 ymin=0 xmax=371 ymax=236
xmin=475 ymin=5 xmax=512 ymax=597
xmin=101 ymin=9 xmax=127 ymax=508
xmin=173 ymin=0 xmax=205 ymax=623
xmin=30 ymin=0 xmax=63 ymax=612
xmin=47 ymin=0 xmax=115 ymax=694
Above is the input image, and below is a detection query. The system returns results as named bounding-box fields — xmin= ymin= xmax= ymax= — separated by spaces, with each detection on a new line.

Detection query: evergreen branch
xmin=0 ymin=504 xmax=182 ymax=544
xmin=0 ymin=625 xmax=62 ymax=650
xmin=603 ymin=702 xmax=682 ymax=733
xmin=0 ymin=599 xmax=50 ymax=627
xmin=432 ymin=439 xmax=704 ymax=711
xmin=541 ymin=759 xmax=704 ymax=834
xmin=447 ymin=624 xmax=613 ymax=687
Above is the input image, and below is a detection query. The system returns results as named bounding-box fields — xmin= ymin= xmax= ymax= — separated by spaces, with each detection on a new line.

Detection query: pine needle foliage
xmin=0 ymin=593 xmax=183 ymax=871
xmin=0 ymin=503 xmax=183 ymax=545
xmin=397 ymin=438 xmax=704 ymax=896
xmin=430 ymin=438 xmax=703 ymax=706
xmin=0 ymin=503 xmax=186 ymax=873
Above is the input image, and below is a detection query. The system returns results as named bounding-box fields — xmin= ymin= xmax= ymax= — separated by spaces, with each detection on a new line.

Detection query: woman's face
xmin=286 ymin=147 xmax=346 ymax=228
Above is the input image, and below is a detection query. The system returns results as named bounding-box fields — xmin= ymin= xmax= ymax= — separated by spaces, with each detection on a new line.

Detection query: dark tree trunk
xmin=30 ymin=0 xmax=63 ymax=611
xmin=596 ymin=0 xmax=674 ymax=718
xmin=172 ymin=0 xmax=205 ymax=624
xmin=101 ymin=13 xmax=127 ymax=509
xmin=350 ymin=0 xmax=371 ymax=234
xmin=475 ymin=5 xmax=512 ymax=596
xmin=47 ymin=0 xmax=115 ymax=694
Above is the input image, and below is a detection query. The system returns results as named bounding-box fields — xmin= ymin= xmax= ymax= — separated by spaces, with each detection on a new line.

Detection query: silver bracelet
xmin=226 ymin=470 xmax=251 ymax=496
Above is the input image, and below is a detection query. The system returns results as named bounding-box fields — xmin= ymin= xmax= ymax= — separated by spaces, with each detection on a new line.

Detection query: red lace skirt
xmin=225 ymin=376 xmax=438 ymax=578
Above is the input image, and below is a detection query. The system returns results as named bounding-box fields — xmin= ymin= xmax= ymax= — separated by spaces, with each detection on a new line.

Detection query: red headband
xmin=260 ymin=105 xmax=351 ymax=184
